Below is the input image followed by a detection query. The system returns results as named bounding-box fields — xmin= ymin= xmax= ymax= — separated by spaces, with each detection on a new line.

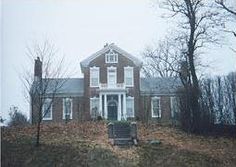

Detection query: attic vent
xmin=105 ymin=49 xmax=118 ymax=63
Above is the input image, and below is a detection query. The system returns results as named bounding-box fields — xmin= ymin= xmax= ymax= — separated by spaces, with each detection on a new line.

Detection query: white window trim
xmin=105 ymin=49 xmax=118 ymax=63
xmin=107 ymin=66 xmax=117 ymax=86
xmin=170 ymin=97 xmax=175 ymax=118
xmin=90 ymin=66 xmax=100 ymax=87
xmin=90 ymin=97 xmax=100 ymax=117
xmin=124 ymin=66 xmax=134 ymax=87
xmin=63 ymin=98 xmax=73 ymax=120
xmin=151 ymin=97 xmax=161 ymax=118
xmin=126 ymin=96 xmax=134 ymax=117
xmin=42 ymin=98 xmax=53 ymax=120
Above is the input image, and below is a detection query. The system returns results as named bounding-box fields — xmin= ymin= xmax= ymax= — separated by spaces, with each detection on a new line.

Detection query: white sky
xmin=1 ymin=0 xmax=236 ymax=122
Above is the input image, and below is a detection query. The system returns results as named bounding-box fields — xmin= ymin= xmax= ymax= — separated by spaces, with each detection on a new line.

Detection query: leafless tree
xmin=142 ymin=37 xmax=182 ymax=78
xmin=159 ymin=0 xmax=221 ymax=132
xmin=21 ymin=40 xmax=70 ymax=146
xmin=216 ymin=0 xmax=236 ymax=17
xmin=215 ymin=0 xmax=236 ymax=53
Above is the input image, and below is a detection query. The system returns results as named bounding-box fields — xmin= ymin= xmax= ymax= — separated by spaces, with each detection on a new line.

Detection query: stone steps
xmin=113 ymin=124 xmax=131 ymax=138
xmin=113 ymin=138 xmax=133 ymax=145
xmin=108 ymin=122 xmax=138 ymax=146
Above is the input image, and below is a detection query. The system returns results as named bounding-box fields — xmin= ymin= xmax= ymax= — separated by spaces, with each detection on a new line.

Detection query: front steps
xmin=108 ymin=122 xmax=138 ymax=146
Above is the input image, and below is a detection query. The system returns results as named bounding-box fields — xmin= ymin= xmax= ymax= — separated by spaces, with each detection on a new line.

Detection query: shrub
xmin=97 ymin=116 xmax=103 ymax=121
xmin=8 ymin=106 xmax=29 ymax=127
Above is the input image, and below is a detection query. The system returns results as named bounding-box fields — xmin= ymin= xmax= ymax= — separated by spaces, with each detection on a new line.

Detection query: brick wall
xmin=83 ymin=50 xmax=141 ymax=120
xmin=32 ymin=96 xmax=85 ymax=124
xmin=139 ymin=95 xmax=172 ymax=123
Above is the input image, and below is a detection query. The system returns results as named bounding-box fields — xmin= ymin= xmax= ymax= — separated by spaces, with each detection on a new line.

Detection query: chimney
xmin=34 ymin=57 xmax=42 ymax=81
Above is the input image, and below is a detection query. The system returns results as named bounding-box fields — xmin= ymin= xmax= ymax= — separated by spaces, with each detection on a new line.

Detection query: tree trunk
xmin=36 ymin=120 xmax=41 ymax=147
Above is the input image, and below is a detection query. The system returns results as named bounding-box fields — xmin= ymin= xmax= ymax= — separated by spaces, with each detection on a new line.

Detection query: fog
xmin=1 ymin=0 xmax=235 ymax=122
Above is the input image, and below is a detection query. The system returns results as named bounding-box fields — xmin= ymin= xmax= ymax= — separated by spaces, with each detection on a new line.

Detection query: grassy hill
xmin=2 ymin=122 xmax=236 ymax=167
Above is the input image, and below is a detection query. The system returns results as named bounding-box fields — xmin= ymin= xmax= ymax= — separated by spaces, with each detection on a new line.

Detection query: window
xmin=124 ymin=67 xmax=133 ymax=87
xmin=90 ymin=97 xmax=99 ymax=118
xmin=126 ymin=97 xmax=134 ymax=117
xmin=107 ymin=67 xmax=117 ymax=86
xmin=151 ymin=97 xmax=161 ymax=118
xmin=171 ymin=97 xmax=180 ymax=119
xmin=105 ymin=49 xmax=118 ymax=63
xmin=63 ymin=98 xmax=73 ymax=120
xmin=90 ymin=67 xmax=99 ymax=87
xmin=42 ymin=98 xmax=52 ymax=120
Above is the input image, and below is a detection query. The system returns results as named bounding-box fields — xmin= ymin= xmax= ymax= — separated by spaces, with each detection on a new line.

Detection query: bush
xmin=97 ymin=116 xmax=103 ymax=121
xmin=8 ymin=106 xmax=29 ymax=127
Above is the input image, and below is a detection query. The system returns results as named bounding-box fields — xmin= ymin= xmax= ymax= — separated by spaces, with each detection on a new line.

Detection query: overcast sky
xmin=1 ymin=0 xmax=236 ymax=122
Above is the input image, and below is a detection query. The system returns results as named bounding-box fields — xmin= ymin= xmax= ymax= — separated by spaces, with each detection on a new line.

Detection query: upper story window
xmin=42 ymin=98 xmax=52 ymax=120
xmin=90 ymin=67 xmax=99 ymax=87
xmin=151 ymin=97 xmax=161 ymax=118
xmin=63 ymin=98 xmax=73 ymax=120
xmin=105 ymin=49 xmax=118 ymax=63
xmin=107 ymin=67 xmax=117 ymax=86
xmin=124 ymin=67 xmax=133 ymax=87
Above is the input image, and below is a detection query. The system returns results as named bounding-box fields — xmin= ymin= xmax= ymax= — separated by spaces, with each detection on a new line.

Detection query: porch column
xmin=104 ymin=94 xmax=107 ymax=119
xmin=99 ymin=93 xmax=102 ymax=116
xmin=118 ymin=94 xmax=121 ymax=121
xmin=123 ymin=93 xmax=126 ymax=120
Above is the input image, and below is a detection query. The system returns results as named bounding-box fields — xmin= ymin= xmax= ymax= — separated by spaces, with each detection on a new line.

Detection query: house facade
xmin=31 ymin=43 xmax=181 ymax=124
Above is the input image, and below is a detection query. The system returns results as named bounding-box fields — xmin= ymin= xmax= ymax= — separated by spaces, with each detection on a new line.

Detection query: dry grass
xmin=138 ymin=124 xmax=236 ymax=166
xmin=2 ymin=121 xmax=236 ymax=167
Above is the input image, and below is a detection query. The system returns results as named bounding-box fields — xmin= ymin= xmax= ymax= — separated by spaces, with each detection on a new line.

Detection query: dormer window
xmin=105 ymin=49 xmax=118 ymax=63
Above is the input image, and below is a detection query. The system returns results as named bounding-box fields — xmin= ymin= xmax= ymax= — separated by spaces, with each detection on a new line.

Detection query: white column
xmin=118 ymin=94 xmax=121 ymax=121
xmin=104 ymin=94 xmax=107 ymax=119
xmin=123 ymin=93 xmax=126 ymax=120
xmin=99 ymin=93 xmax=102 ymax=116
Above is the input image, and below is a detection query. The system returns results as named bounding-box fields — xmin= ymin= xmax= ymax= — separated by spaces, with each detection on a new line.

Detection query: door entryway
xmin=107 ymin=100 xmax=118 ymax=120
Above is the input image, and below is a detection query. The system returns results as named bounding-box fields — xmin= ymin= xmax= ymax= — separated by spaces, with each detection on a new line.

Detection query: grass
xmin=2 ymin=121 xmax=236 ymax=167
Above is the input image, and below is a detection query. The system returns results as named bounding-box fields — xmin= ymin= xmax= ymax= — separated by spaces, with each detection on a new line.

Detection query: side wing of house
xmin=139 ymin=77 xmax=182 ymax=123
xmin=31 ymin=77 xmax=85 ymax=124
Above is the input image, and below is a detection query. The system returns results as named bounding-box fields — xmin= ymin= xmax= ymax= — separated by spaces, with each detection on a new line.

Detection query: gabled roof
xmin=31 ymin=78 xmax=84 ymax=96
xmin=80 ymin=43 xmax=142 ymax=72
xmin=31 ymin=77 xmax=181 ymax=96
xmin=140 ymin=77 xmax=182 ymax=95
xmin=49 ymin=78 xmax=84 ymax=95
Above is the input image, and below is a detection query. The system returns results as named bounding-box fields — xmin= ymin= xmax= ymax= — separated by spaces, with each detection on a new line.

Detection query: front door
xmin=108 ymin=101 xmax=117 ymax=120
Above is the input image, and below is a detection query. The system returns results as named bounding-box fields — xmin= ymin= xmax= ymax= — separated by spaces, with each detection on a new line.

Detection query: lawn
xmin=1 ymin=122 xmax=236 ymax=167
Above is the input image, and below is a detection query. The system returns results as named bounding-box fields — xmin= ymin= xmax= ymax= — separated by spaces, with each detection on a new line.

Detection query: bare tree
xmin=21 ymin=40 xmax=70 ymax=146
xmin=215 ymin=0 xmax=236 ymax=17
xmin=215 ymin=0 xmax=236 ymax=54
xmin=142 ymin=37 xmax=181 ymax=78
xmin=159 ymin=0 xmax=221 ymax=132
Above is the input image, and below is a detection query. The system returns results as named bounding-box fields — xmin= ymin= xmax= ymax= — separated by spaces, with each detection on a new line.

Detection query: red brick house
xmin=31 ymin=43 xmax=181 ymax=123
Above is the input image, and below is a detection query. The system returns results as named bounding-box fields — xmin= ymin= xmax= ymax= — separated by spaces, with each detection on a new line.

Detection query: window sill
xmin=42 ymin=118 xmax=52 ymax=121
xmin=90 ymin=85 xmax=99 ymax=88
xmin=152 ymin=116 xmax=161 ymax=118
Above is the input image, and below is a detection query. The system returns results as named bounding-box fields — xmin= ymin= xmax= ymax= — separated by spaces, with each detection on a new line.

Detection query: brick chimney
xmin=34 ymin=57 xmax=42 ymax=81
